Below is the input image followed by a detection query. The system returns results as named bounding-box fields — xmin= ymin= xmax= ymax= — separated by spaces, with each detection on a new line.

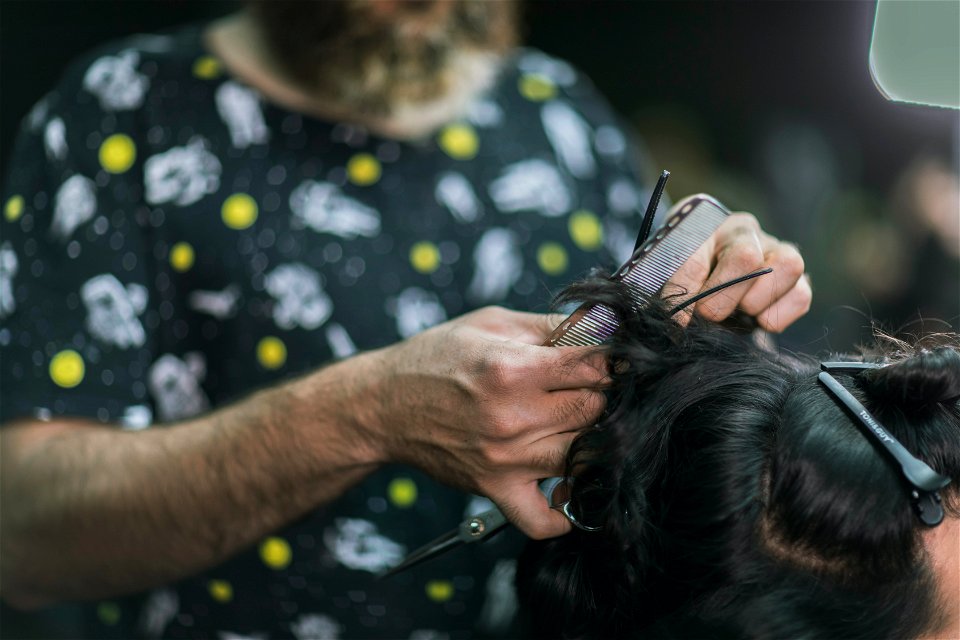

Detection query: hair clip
xmin=818 ymin=363 xmax=951 ymax=527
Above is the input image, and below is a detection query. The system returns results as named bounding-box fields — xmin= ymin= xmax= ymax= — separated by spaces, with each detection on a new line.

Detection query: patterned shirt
xmin=0 ymin=22 xmax=656 ymax=640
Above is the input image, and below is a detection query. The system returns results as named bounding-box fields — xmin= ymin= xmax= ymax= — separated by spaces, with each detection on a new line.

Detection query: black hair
xmin=517 ymin=275 xmax=960 ymax=639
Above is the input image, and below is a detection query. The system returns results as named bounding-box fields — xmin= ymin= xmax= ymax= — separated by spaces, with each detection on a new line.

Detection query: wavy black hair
xmin=517 ymin=275 xmax=960 ymax=639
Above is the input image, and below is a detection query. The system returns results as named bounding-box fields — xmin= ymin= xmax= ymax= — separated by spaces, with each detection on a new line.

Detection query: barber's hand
xmin=367 ymin=307 xmax=608 ymax=539
xmin=665 ymin=211 xmax=812 ymax=332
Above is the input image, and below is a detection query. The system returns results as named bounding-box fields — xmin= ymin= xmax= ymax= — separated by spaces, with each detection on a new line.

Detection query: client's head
xmin=517 ymin=277 xmax=960 ymax=639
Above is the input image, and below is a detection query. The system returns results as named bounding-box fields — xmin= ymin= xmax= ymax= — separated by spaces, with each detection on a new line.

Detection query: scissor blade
xmin=379 ymin=507 xmax=511 ymax=579
xmin=377 ymin=528 xmax=462 ymax=579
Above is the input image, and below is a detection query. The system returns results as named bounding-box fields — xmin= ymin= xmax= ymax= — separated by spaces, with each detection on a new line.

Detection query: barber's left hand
xmin=665 ymin=211 xmax=812 ymax=332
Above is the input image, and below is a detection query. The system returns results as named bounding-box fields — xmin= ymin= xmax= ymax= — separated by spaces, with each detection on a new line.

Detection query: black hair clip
xmin=819 ymin=362 xmax=951 ymax=527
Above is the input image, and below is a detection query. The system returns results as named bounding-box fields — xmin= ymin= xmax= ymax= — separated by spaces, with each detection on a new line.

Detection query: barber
xmin=0 ymin=1 xmax=811 ymax=637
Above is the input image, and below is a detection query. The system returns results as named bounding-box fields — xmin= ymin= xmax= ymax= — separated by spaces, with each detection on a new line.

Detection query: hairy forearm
xmin=0 ymin=352 xmax=384 ymax=608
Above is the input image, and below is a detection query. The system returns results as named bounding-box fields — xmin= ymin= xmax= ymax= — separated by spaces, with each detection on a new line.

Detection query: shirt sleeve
xmin=1 ymin=53 xmax=158 ymax=428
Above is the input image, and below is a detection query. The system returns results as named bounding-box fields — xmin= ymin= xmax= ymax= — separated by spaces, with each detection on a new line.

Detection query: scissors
xmin=380 ymin=172 xmax=737 ymax=579
xmin=379 ymin=478 xmax=595 ymax=578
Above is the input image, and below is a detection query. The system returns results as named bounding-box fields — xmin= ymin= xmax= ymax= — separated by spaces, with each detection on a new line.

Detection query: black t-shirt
xmin=0 ymin=23 xmax=657 ymax=639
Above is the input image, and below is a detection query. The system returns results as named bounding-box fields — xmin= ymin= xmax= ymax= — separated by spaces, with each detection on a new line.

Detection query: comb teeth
xmin=549 ymin=196 xmax=729 ymax=347
xmin=619 ymin=199 xmax=728 ymax=304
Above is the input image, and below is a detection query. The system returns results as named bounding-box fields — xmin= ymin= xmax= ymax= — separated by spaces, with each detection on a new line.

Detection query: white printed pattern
xmin=121 ymin=405 xmax=153 ymax=430
xmin=409 ymin=631 xmax=451 ymax=640
xmin=216 ymin=81 xmax=270 ymax=149
xmin=144 ymin=137 xmax=222 ymax=206
xmin=138 ymin=588 xmax=179 ymax=639
xmin=467 ymin=228 xmax=522 ymax=303
xmin=542 ymin=101 xmax=596 ymax=180
xmin=82 ymin=49 xmax=149 ymax=111
xmin=594 ymin=124 xmax=627 ymax=159
xmin=476 ymin=559 xmax=519 ymax=634
xmin=325 ymin=323 xmax=357 ymax=359
xmin=289 ymin=181 xmax=381 ymax=239
xmin=463 ymin=495 xmax=495 ymax=518
xmin=389 ymin=287 xmax=447 ymax=339
xmin=488 ymin=159 xmax=571 ymax=217
xmin=265 ymin=263 xmax=333 ymax=331
xmin=52 ymin=174 xmax=97 ymax=241
xmin=81 ymin=274 xmax=148 ymax=349
xmin=188 ymin=285 xmax=242 ymax=320
xmin=148 ymin=353 xmax=210 ymax=422
xmin=517 ymin=50 xmax=577 ymax=86
xmin=435 ymin=171 xmax=483 ymax=223
xmin=607 ymin=177 xmax=641 ymax=215
xmin=26 ymin=94 xmax=51 ymax=132
xmin=466 ymin=97 xmax=504 ymax=128
xmin=323 ymin=518 xmax=406 ymax=573
xmin=603 ymin=218 xmax=637 ymax=265
xmin=44 ymin=117 xmax=68 ymax=162
xmin=0 ymin=242 xmax=18 ymax=319
xmin=218 ymin=632 xmax=267 ymax=640
xmin=290 ymin=613 xmax=343 ymax=640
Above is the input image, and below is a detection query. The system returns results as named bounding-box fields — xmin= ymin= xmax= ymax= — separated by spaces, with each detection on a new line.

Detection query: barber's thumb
xmin=504 ymin=480 xmax=572 ymax=540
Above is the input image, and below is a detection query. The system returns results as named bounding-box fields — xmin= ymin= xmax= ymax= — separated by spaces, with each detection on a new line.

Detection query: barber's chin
xmin=375 ymin=51 xmax=501 ymax=140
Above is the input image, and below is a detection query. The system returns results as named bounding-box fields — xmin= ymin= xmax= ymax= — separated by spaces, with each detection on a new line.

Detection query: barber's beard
xmin=248 ymin=0 xmax=519 ymax=136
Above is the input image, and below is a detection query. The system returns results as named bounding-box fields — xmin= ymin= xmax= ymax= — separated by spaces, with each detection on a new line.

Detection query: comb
xmin=544 ymin=194 xmax=729 ymax=347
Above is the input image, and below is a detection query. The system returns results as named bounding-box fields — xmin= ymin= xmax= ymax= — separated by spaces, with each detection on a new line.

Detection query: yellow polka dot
xmin=96 ymin=602 xmax=120 ymax=626
xmin=99 ymin=134 xmax=136 ymax=174
xmin=169 ymin=242 xmax=195 ymax=272
xmin=537 ymin=242 xmax=568 ymax=276
xmin=221 ymin=193 xmax=258 ymax=230
xmin=208 ymin=579 xmax=233 ymax=603
xmin=260 ymin=536 xmax=292 ymax=570
xmin=4 ymin=195 xmax=24 ymax=222
xmin=438 ymin=124 xmax=479 ymax=160
xmin=519 ymin=73 xmax=557 ymax=101
xmin=388 ymin=477 xmax=418 ymax=508
xmin=568 ymin=210 xmax=603 ymax=251
xmin=257 ymin=336 xmax=287 ymax=370
xmin=346 ymin=153 xmax=382 ymax=186
xmin=409 ymin=241 xmax=441 ymax=274
xmin=425 ymin=579 xmax=454 ymax=603
xmin=50 ymin=350 xmax=84 ymax=388
xmin=193 ymin=55 xmax=222 ymax=79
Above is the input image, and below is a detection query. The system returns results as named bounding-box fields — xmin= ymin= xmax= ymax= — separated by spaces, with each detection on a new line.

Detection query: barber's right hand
xmin=365 ymin=306 xmax=609 ymax=539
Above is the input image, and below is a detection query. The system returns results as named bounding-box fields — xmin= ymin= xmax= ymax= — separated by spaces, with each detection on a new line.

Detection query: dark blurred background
xmin=0 ymin=0 xmax=958 ymax=635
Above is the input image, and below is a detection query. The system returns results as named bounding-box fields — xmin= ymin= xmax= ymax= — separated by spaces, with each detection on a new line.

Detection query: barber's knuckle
xmin=739 ymin=296 xmax=765 ymax=316
xmin=587 ymin=391 xmax=606 ymax=417
xmin=479 ymin=442 xmax=510 ymax=467
xmin=730 ymin=211 xmax=761 ymax=230
xmin=727 ymin=242 xmax=764 ymax=272
xmin=476 ymin=352 xmax=512 ymax=389
xmin=760 ymin=317 xmax=783 ymax=334
xmin=477 ymin=305 xmax=503 ymax=319
xmin=674 ymin=256 xmax=710 ymax=286
xmin=778 ymin=247 xmax=805 ymax=280
xmin=486 ymin=413 xmax=517 ymax=440
xmin=554 ymin=395 xmax=585 ymax=425
xmin=797 ymin=285 xmax=813 ymax=313
xmin=696 ymin=302 xmax=726 ymax=321
xmin=550 ymin=402 xmax=570 ymax=425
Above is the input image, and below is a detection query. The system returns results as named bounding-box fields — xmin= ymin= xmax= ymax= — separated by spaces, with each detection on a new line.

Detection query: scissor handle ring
xmin=553 ymin=500 xmax=603 ymax=532
xmin=540 ymin=477 xmax=603 ymax=532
